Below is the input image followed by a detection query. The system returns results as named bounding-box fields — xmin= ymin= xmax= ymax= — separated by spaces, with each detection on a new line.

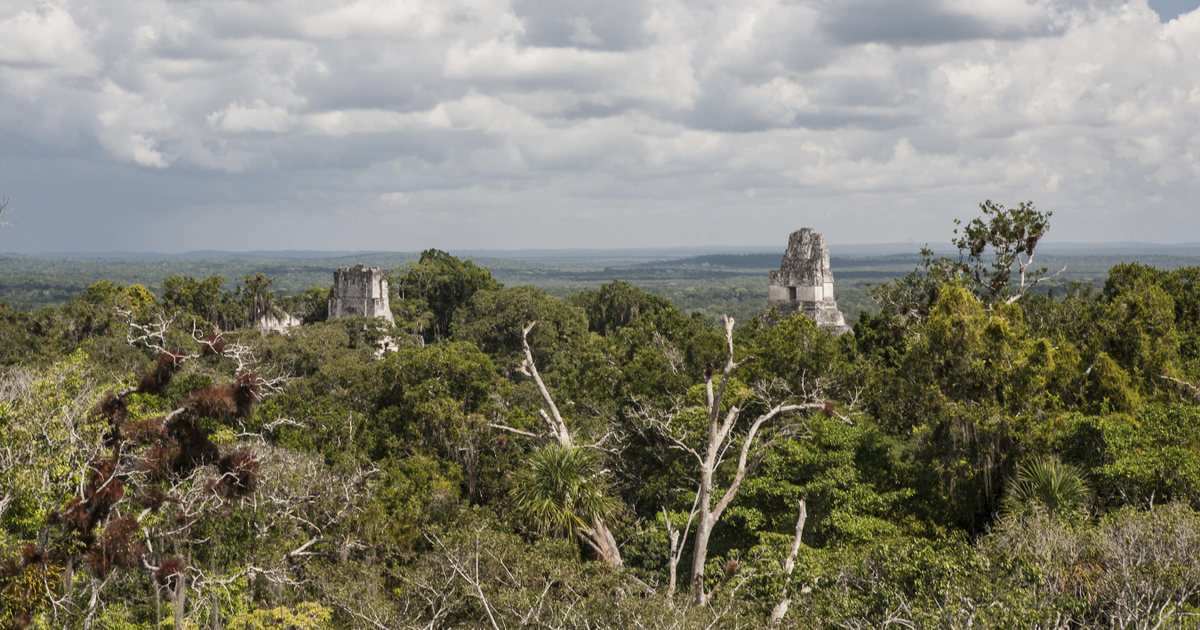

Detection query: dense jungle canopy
xmin=3 ymin=206 xmax=1200 ymax=629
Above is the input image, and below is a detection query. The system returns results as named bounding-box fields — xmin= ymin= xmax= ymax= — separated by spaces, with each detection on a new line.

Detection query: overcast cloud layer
xmin=1 ymin=0 xmax=1199 ymax=253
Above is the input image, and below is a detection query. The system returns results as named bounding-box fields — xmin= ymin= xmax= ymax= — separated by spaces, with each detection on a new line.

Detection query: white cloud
xmin=0 ymin=3 xmax=94 ymax=68
xmin=3 ymin=0 xmax=1200 ymax=252
xmin=208 ymin=100 xmax=295 ymax=133
xmin=129 ymin=133 xmax=169 ymax=168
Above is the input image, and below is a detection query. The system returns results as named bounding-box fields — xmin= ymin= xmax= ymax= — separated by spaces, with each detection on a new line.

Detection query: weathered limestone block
xmin=328 ymin=263 xmax=394 ymax=324
xmin=768 ymin=228 xmax=851 ymax=335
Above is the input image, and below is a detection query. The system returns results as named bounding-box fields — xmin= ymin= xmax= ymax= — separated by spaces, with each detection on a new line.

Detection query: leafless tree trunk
xmin=0 ymin=196 xmax=13 ymax=228
xmin=672 ymin=317 xmax=827 ymax=607
xmin=770 ymin=500 xmax=806 ymax=624
xmin=172 ymin=569 xmax=187 ymax=630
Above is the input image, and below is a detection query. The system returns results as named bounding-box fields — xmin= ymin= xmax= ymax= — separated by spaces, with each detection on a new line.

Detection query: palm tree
xmin=1003 ymin=455 xmax=1091 ymax=521
xmin=510 ymin=444 xmax=619 ymax=545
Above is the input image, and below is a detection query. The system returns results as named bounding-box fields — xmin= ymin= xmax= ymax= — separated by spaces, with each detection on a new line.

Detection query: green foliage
xmin=866 ymin=285 xmax=1086 ymax=529
xmin=1003 ymin=456 xmax=1091 ymax=522
xmin=276 ymin=285 xmax=330 ymax=324
xmin=12 ymin=238 xmax=1200 ymax=628
xmin=0 ymin=349 xmax=106 ymax=538
xmin=870 ymin=200 xmax=1053 ymax=317
xmin=850 ymin=310 xmax=908 ymax=369
xmin=510 ymin=445 xmax=620 ymax=539
xmin=161 ymin=274 xmax=239 ymax=328
xmin=370 ymin=342 xmax=499 ymax=491
xmin=390 ymin=249 xmax=502 ymax=342
xmin=1061 ymin=406 xmax=1200 ymax=510
xmin=1106 ymin=263 xmax=1200 ymax=373
xmin=567 ymin=280 xmax=675 ymax=335
xmin=734 ymin=414 xmax=917 ymax=549
xmin=364 ymin=454 xmax=462 ymax=553
xmin=736 ymin=311 xmax=853 ymax=401
xmin=451 ymin=285 xmax=588 ymax=370
xmin=227 ymin=602 xmax=332 ymax=630
xmin=238 ymin=272 xmax=278 ymax=327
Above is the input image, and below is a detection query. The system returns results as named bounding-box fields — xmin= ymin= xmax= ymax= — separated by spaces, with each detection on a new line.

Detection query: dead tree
xmin=770 ymin=500 xmax=807 ymax=624
xmin=487 ymin=322 xmax=623 ymax=567
xmin=644 ymin=316 xmax=835 ymax=607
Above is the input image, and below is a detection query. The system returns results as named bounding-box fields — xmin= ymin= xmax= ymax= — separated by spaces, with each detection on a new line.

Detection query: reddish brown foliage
xmin=138 ymin=350 xmax=186 ymax=395
xmin=19 ymin=544 xmax=43 ymax=565
xmin=124 ymin=418 xmax=166 ymax=445
xmin=185 ymin=388 xmax=236 ymax=419
xmin=83 ymin=550 xmax=111 ymax=576
xmin=200 ymin=333 xmax=227 ymax=356
xmin=231 ymin=372 xmax=261 ymax=418
xmin=142 ymin=487 xmax=168 ymax=512
xmin=95 ymin=394 xmax=129 ymax=448
xmin=87 ymin=516 xmax=145 ymax=574
xmin=156 ymin=558 xmax=186 ymax=589
xmin=165 ymin=414 xmax=219 ymax=474
xmin=94 ymin=393 xmax=128 ymax=424
xmin=85 ymin=457 xmax=125 ymax=515
xmin=216 ymin=450 xmax=260 ymax=498
xmin=140 ymin=443 xmax=181 ymax=482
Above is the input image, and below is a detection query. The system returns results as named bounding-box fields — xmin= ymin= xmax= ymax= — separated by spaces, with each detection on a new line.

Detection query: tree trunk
xmin=519 ymin=321 xmax=623 ymax=568
xmin=173 ymin=577 xmax=187 ymax=630
xmin=210 ymin=590 xmax=222 ymax=630
xmin=689 ymin=514 xmax=715 ymax=606
xmin=770 ymin=500 xmax=807 ymax=624
xmin=590 ymin=516 xmax=623 ymax=567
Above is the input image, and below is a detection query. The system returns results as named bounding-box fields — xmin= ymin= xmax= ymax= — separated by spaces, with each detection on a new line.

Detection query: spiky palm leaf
xmin=1004 ymin=456 xmax=1091 ymax=521
xmin=510 ymin=445 xmax=619 ymax=538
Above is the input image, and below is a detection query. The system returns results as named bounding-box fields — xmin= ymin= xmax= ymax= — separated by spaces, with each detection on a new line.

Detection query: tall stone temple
xmin=768 ymin=228 xmax=851 ymax=335
xmin=328 ymin=263 xmax=394 ymax=324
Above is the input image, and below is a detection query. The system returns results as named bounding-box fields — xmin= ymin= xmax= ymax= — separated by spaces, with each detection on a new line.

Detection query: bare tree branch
xmin=770 ymin=500 xmax=807 ymax=624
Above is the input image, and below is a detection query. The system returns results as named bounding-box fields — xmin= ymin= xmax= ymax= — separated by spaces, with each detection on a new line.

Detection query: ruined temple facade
xmin=768 ymin=228 xmax=851 ymax=335
xmin=329 ymin=263 xmax=394 ymax=324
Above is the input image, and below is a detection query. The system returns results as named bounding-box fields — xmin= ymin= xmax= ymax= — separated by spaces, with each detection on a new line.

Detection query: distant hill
xmin=33 ymin=241 xmax=1200 ymax=262
xmin=34 ymin=250 xmax=390 ymax=260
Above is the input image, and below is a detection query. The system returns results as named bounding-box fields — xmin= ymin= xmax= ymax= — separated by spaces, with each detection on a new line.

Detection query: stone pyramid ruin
xmin=767 ymin=228 xmax=851 ymax=335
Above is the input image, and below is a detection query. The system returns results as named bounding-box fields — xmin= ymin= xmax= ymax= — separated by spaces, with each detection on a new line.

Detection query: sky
xmin=1 ymin=0 xmax=1199 ymax=254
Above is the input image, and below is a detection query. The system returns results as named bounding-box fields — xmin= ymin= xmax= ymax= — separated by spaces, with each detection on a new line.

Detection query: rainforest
xmin=2 ymin=207 xmax=1200 ymax=630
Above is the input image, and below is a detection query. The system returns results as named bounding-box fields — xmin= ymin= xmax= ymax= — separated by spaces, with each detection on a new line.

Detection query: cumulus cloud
xmin=1 ymin=0 xmax=1200 ymax=253
xmin=0 ymin=4 xmax=95 ymax=68
xmin=209 ymin=100 xmax=296 ymax=133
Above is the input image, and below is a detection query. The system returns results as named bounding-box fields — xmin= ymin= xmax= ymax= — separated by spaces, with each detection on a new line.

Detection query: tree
xmin=643 ymin=316 xmax=838 ymax=606
xmin=489 ymin=323 xmax=624 ymax=567
xmin=510 ymin=444 xmax=620 ymax=543
xmin=238 ymin=273 xmax=279 ymax=329
xmin=867 ymin=284 xmax=1080 ymax=529
xmin=451 ymin=286 xmax=588 ymax=370
xmin=0 ymin=310 xmax=290 ymax=630
xmin=870 ymin=200 xmax=1060 ymax=318
xmin=390 ymin=250 xmax=502 ymax=342
xmin=1002 ymin=456 xmax=1090 ymax=521
xmin=162 ymin=275 xmax=231 ymax=327
xmin=0 ymin=196 xmax=13 ymax=228
xmin=276 ymin=286 xmax=331 ymax=325
xmin=567 ymin=280 xmax=674 ymax=336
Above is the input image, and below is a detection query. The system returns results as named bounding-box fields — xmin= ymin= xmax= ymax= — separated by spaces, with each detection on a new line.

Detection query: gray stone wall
xmin=328 ymin=263 xmax=394 ymax=323
xmin=767 ymin=228 xmax=850 ymax=335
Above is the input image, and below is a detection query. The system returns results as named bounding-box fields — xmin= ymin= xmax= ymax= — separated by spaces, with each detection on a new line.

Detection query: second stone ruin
xmin=328 ymin=263 xmax=395 ymax=324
